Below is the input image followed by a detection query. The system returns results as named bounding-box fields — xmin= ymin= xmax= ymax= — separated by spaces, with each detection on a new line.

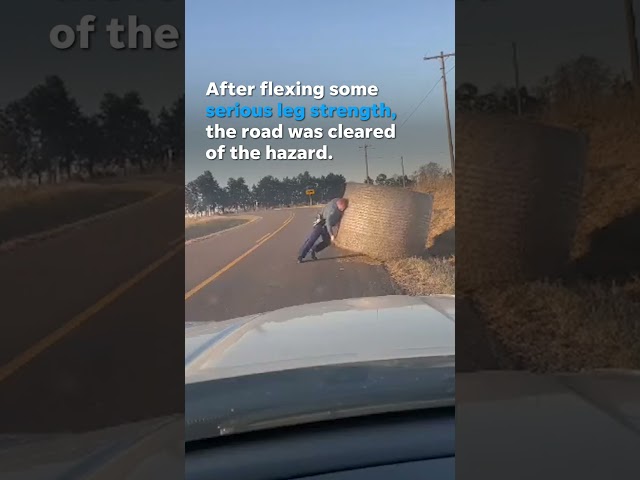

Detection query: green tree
xmin=539 ymin=56 xmax=611 ymax=109
xmin=158 ymin=95 xmax=184 ymax=171
xmin=455 ymin=83 xmax=479 ymax=112
xmin=322 ymin=173 xmax=346 ymax=199
xmin=0 ymin=108 xmax=25 ymax=178
xmin=76 ymin=115 xmax=105 ymax=177
xmin=23 ymin=76 xmax=82 ymax=181
xmin=414 ymin=162 xmax=444 ymax=181
xmin=1 ymin=98 xmax=43 ymax=183
xmin=99 ymin=91 xmax=154 ymax=174
xmin=375 ymin=173 xmax=388 ymax=185
xmin=185 ymin=180 xmax=200 ymax=213
xmin=225 ymin=177 xmax=252 ymax=209
xmin=252 ymin=175 xmax=281 ymax=207
xmin=193 ymin=170 xmax=223 ymax=211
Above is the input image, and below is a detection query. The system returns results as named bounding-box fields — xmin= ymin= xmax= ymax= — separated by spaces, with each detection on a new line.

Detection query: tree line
xmin=185 ymin=162 xmax=450 ymax=213
xmin=0 ymin=75 xmax=184 ymax=185
xmin=456 ymin=55 xmax=634 ymax=117
xmin=185 ymin=171 xmax=347 ymax=212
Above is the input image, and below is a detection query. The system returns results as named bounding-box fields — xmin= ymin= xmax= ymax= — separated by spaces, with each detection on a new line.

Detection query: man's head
xmin=336 ymin=198 xmax=348 ymax=212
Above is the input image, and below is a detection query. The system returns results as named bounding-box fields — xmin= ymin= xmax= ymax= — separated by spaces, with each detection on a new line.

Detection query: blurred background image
xmin=184 ymin=1 xmax=456 ymax=478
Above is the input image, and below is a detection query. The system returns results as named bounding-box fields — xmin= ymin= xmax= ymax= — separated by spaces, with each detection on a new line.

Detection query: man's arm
xmin=331 ymin=225 xmax=340 ymax=241
xmin=324 ymin=200 xmax=344 ymax=240
xmin=327 ymin=217 xmax=341 ymax=241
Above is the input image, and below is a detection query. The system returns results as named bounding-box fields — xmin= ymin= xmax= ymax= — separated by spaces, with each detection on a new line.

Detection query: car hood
xmin=2 ymin=370 xmax=638 ymax=478
xmin=185 ymin=295 xmax=455 ymax=384
xmin=457 ymin=369 xmax=640 ymax=479
xmin=0 ymin=415 xmax=182 ymax=480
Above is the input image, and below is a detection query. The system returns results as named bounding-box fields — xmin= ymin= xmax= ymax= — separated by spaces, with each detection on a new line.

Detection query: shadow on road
xmin=305 ymin=253 xmax=365 ymax=262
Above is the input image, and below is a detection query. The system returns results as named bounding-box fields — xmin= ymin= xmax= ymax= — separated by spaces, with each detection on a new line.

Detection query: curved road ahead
xmin=185 ymin=207 xmax=397 ymax=323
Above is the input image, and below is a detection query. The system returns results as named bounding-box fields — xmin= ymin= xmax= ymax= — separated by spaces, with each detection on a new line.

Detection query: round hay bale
xmin=457 ymin=113 xmax=587 ymax=291
xmin=335 ymin=182 xmax=433 ymax=261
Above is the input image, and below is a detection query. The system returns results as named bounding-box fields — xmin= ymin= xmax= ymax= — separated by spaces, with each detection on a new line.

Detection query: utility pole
xmin=625 ymin=0 xmax=640 ymax=88
xmin=424 ymin=51 xmax=455 ymax=177
xmin=400 ymin=156 xmax=406 ymax=187
xmin=359 ymin=144 xmax=373 ymax=183
xmin=512 ymin=41 xmax=522 ymax=115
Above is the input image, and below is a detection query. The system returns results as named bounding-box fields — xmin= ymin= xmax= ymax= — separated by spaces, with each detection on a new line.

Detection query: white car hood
xmin=2 ymin=370 xmax=638 ymax=478
xmin=185 ymin=295 xmax=455 ymax=384
xmin=457 ymin=369 xmax=640 ymax=479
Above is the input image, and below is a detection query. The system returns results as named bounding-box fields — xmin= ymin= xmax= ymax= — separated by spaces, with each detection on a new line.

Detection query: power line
xmin=424 ymin=52 xmax=455 ymax=177
xmin=512 ymin=41 xmax=522 ymax=115
xmin=399 ymin=64 xmax=455 ymax=128
xmin=625 ymin=0 xmax=640 ymax=86
xmin=358 ymin=144 xmax=374 ymax=182
xmin=393 ymin=63 xmax=455 ymax=184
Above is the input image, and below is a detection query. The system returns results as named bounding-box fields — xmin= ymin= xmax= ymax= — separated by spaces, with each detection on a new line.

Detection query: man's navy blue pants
xmin=299 ymin=224 xmax=331 ymax=259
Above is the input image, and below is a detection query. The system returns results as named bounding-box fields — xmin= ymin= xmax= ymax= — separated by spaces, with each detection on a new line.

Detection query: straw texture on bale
xmin=335 ymin=182 xmax=433 ymax=261
xmin=456 ymin=113 xmax=586 ymax=291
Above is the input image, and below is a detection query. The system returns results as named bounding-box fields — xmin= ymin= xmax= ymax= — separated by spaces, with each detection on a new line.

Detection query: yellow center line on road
xmin=169 ymin=235 xmax=186 ymax=247
xmin=255 ymin=233 xmax=271 ymax=244
xmin=0 ymin=237 xmax=186 ymax=384
xmin=185 ymin=212 xmax=296 ymax=301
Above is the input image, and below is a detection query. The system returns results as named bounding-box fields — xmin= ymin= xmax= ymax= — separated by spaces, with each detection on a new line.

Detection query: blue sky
xmin=186 ymin=0 xmax=455 ymax=185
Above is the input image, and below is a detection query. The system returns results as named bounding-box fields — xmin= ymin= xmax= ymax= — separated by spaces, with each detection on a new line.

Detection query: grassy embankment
xmin=471 ymin=98 xmax=640 ymax=372
xmin=385 ymin=176 xmax=455 ymax=296
xmin=0 ymin=180 xmax=164 ymax=245
xmin=386 ymin=97 xmax=640 ymax=372
xmin=185 ymin=214 xmax=255 ymax=241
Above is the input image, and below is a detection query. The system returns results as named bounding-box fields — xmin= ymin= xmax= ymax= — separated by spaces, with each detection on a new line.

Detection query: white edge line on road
xmin=0 ymin=185 xmax=179 ymax=254
xmin=185 ymin=212 xmax=295 ymax=301
xmin=184 ymin=216 xmax=262 ymax=246
xmin=0 ymin=238 xmax=185 ymax=383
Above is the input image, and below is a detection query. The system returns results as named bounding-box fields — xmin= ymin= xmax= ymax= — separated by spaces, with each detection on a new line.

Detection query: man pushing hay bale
xmin=334 ymin=182 xmax=434 ymax=261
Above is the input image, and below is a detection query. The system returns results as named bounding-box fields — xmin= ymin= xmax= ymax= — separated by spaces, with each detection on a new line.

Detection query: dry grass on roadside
xmin=0 ymin=182 xmax=157 ymax=245
xmin=383 ymin=175 xmax=456 ymax=296
xmin=184 ymin=214 xmax=256 ymax=228
xmin=544 ymin=97 xmax=640 ymax=259
xmin=0 ymin=180 xmax=163 ymax=213
xmin=473 ymin=279 xmax=640 ymax=372
xmin=184 ymin=216 xmax=255 ymax=241
xmin=386 ymin=256 xmax=455 ymax=295
xmin=413 ymin=176 xmax=455 ymax=251
xmin=466 ymin=99 xmax=640 ymax=372
xmin=0 ymin=183 xmax=96 ymax=212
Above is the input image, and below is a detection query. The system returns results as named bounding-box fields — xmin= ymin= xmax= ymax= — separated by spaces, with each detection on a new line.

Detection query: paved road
xmin=0 ymin=183 xmax=185 ymax=433
xmin=185 ymin=207 xmax=398 ymax=323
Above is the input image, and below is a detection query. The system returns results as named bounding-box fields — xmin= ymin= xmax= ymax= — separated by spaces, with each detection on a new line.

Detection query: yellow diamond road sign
xmin=306 ymin=189 xmax=315 ymax=196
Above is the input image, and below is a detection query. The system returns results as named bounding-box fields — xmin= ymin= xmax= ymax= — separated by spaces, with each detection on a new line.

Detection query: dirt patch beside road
xmin=0 ymin=183 xmax=156 ymax=245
